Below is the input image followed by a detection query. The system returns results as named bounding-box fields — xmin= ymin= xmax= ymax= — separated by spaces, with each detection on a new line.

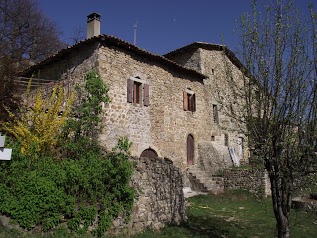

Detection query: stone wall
xmin=109 ymin=156 xmax=185 ymax=235
xmin=224 ymin=168 xmax=271 ymax=198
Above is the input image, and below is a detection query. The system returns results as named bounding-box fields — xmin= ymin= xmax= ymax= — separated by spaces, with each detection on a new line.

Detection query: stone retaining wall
xmin=109 ymin=156 xmax=186 ymax=235
xmin=224 ymin=168 xmax=271 ymax=198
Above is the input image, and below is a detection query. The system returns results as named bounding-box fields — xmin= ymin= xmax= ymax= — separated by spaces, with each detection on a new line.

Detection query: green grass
xmin=1 ymin=190 xmax=316 ymax=238
xmin=131 ymin=190 xmax=317 ymax=238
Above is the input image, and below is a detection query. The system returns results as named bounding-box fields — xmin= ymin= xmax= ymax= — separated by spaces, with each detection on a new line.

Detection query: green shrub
xmin=0 ymin=153 xmax=74 ymax=230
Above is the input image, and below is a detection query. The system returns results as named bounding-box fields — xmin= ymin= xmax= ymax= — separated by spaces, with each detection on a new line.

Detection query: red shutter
xmin=183 ymin=91 xmax=188 ymax=111
xmin=192 ymin=94 xmax=196 ymax=112
xmin=144 ymin=83 xmax=149 ymax=106
xmin=127 ymin=78 xmax=133 ymax=103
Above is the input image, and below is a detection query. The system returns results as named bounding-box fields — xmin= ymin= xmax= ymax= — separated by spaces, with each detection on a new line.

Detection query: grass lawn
xmin=1 ymin=190 xmax=316 ymax=238
xmin=132 ymin=190 xmax=317 ymax=238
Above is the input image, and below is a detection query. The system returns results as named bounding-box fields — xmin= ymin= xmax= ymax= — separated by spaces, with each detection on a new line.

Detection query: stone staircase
xmin=187 ymin=165 xmax=224 ymax=194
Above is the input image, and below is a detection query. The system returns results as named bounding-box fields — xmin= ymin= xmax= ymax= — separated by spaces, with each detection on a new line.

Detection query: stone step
xmin=205 ymin=184 xmax=223 ymax=190
xmin=190 ymin=174 xmax=224 ymax=185
xmin=187 ymin=166 xmax=224 ymax=194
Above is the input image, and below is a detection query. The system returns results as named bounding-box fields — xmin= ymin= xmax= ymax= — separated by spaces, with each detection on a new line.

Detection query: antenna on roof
xmin=133 ymin=21 xmax=138 ymax=46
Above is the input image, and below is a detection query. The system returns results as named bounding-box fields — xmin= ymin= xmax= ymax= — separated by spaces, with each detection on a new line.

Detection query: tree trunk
xmin=276 ymin=208 xmax=291 ymax=238
xmin=269 ymin=164 xmax=292 ymax=238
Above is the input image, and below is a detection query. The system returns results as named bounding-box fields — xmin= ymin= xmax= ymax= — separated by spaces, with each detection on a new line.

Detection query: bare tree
xmin=66 ymin=24 xmax=85 ymax=44
xmin=223 ymin=1 xmax=317 ymax=237
xmin=0 ymin=0 xmax=65 ymax=121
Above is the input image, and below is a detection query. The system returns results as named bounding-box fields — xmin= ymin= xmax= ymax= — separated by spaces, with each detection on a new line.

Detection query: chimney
xmin=87 ymin=13 xmax=101 ymax=39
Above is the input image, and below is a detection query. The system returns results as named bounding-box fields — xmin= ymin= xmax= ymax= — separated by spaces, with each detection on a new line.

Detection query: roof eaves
xmin=98 ymin=35 xmax=206 ymax=80
xmin=21 ymin=35 xmax=206 ymax=80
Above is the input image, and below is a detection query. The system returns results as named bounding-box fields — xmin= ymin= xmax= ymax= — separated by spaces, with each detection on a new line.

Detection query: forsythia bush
xmin=1 ymin=82 xmax=74 ymax=155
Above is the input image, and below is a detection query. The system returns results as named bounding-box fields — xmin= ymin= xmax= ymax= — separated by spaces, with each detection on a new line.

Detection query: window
xmin=213 ymin=104 xmax=219 ymax=124
xmin=224 ymin=133 xmax=229 ymax=146
xmin=133 ymin=81 xmax=142 ymax=104
xmin=183 ymin=91 xmax=196 ymax=112
xmin=127 ymin=78 xmax=149 ymax=106
xmin=211 ymin=132 xmax=217 ymax=141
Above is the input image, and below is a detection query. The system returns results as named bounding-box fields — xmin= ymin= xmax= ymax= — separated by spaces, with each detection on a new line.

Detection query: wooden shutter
xmin=144 ymin=83 xmax=149 ymax=106
xmin=127 ymin=78 xmax=133 ymax=103
xmin=183 ymin=91 xmax=188 ymax=111
xmin=192 ymin=94 xmax=196 ymax=112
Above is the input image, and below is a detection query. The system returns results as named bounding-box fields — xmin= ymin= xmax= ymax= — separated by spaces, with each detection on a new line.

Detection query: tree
xmin=0 ymin=0 xmax=65 ymax=122
xmin=67 ymin=24 xmax=85 ymax=44
xmin=224 ymin=1 xmax=317 ymax=237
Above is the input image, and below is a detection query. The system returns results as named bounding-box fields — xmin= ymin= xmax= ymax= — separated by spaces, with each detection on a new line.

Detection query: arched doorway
xmin=187 ymin=134 xmax=194 ymax=165
xmin=140 ymin=148 xmax=158 ymax=158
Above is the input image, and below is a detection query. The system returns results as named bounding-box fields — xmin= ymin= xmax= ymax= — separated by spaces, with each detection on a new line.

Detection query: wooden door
xmin=140 ymin=148 xmax=158 ymax=158
xmin=187 ymin=134 xmax=194 ymax=165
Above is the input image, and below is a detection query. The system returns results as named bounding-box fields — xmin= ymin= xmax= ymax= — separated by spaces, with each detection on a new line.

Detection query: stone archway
xmin=140 ymin=148 xmax=158 ymax=158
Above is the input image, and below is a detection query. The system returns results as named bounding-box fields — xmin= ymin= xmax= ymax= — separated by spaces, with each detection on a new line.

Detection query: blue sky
xmin=39 ymin=0 xmax=314 ymax=55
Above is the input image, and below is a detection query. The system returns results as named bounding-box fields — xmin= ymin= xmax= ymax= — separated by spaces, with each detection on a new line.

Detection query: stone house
xmin=21 ymin=13 xmax=248 ymax=191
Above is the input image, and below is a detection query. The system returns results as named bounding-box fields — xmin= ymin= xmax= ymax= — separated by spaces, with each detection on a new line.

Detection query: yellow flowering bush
xmin=1 ymin=81 xmax=74 ymax=155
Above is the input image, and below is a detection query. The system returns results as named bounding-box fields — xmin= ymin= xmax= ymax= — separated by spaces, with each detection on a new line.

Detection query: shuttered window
xmin=183 ymin=91 xmax=196 ymax=112
xmin=127 ymin=78 xmax=149 ymax=106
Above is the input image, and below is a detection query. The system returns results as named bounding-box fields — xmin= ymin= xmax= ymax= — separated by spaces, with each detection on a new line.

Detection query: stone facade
xmin=165 ymin=44 xmax=249 ymax=166
xmin=22 ymin=37 xmax=249 ymax=174
xmin=21 ymin=36 xmax=250 ymax=187
xmin=109 ymin=156 xmax=185 ymax=235
xmin=97 ymin=43 xmax=212 ymax=169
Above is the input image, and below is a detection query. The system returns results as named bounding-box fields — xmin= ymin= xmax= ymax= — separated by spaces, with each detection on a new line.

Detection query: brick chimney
xmin=87 ymin=13 xmax=101 ymax=39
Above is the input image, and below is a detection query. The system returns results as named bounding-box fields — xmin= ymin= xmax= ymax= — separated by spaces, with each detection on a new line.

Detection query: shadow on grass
xmin=185 ymin=213 xmax=237 ymax=238
xmin=137 ymin=215 xmax=239 ymax=238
